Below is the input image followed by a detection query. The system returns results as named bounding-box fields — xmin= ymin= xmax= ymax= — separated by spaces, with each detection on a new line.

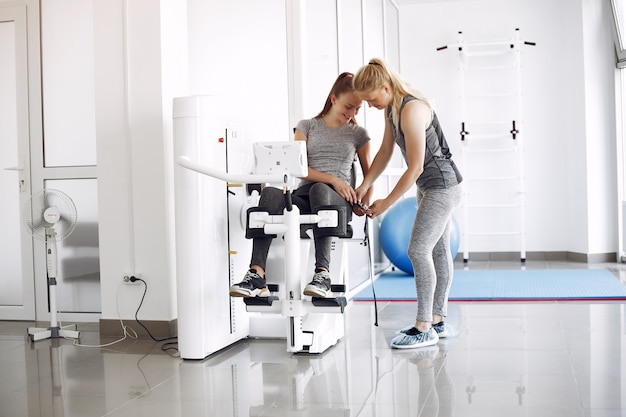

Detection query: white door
xmin=0 ymin=5 xmax=35 ymax=320
xmin=31 ymin=0 xmax=101 ymax=323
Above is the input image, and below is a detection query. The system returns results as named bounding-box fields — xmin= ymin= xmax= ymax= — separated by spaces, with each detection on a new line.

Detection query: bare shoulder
xmin=401 ymin=99 xmax=432 ymax=131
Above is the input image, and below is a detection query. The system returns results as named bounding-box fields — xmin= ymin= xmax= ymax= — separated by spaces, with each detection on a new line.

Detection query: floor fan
xmin=23 ymin=189 xmax=81 ymax=342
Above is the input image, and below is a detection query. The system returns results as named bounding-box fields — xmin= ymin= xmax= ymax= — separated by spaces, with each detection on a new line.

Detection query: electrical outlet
xmin=128 ymin=388 xmax=144 ymax=398
xmin=123 ymin=273 xmax=141 ymax=285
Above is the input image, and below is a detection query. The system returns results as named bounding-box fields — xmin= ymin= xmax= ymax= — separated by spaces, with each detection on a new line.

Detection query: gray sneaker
xmin=390 ymin=327 xmax=439 ymax=349
xmin=229 ymin=269 xmax=269 ymax=298
xmin=303 ymin=270 xmax=332 ymax=298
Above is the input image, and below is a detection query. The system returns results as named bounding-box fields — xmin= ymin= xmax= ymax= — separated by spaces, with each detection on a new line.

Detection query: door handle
xmin=3 ymin=166 xmax=26 ymax=191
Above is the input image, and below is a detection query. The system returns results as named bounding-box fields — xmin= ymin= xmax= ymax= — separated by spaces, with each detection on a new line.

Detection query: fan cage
xmin=23 ymin=189 xmax=78 ymax=241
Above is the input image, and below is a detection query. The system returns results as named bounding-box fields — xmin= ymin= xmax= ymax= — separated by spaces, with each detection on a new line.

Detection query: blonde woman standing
xmin=353 ymin=58 xmax=463 ymax=349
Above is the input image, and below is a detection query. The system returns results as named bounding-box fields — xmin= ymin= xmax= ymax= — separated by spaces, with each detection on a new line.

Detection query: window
xmin=612 ymin=0 xmax=626 ymax=67
xmin=613 ymin=0 xmax=626 ymax=258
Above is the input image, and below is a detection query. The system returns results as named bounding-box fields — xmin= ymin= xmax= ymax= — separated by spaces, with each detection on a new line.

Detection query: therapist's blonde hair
xmin=353 ymin=58 xmax=432 ymax=133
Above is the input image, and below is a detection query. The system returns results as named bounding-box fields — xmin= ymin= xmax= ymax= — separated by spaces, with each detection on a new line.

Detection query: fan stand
xmin=27 ymin=227 xmax=80 ymax=343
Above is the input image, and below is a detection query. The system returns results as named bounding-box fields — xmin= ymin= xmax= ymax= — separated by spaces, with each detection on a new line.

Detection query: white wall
xmin=186 ymin=0 xmax=289 ymax=140
xmin=93 ymin=0 xmax=174 ymax=322
xmin=398 ymin=0 xmax=617 ymax=258
xmin=582 ymin=0 xmax=618 ymax=255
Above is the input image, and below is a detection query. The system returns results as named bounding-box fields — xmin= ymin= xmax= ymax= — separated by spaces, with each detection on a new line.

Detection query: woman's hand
xmin=352 ymin=201 xmax=369 ymax=217
xmin=332 ymin=178 xmax=357 ymax=204
xmin=353 ymin=184 xmax=373 ymax=215
xmin=355 ymin=184 xmax=370 ymax=203
xmin=364 ymin=198 xmax=392 ymax=219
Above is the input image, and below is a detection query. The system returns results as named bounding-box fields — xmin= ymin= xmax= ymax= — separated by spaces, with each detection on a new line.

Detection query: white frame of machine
xmin=173 ymin=97 xmax=350 ymax=359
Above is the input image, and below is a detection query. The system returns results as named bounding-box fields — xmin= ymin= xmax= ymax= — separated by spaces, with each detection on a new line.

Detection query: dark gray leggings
xmin=250 ymin=182 xmax=352 ymax=273
xmin=408 ymin=183 xmax=463 ymax=322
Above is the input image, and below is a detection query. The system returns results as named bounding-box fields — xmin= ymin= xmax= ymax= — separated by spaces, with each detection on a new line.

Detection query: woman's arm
xmin=365 ymin=100 xmax=431 ymax=218
xmin=355 ymin=116 xmax=395 ymax=201
xmin=352 ymin=141 xmax=373 ymax=216
xmin=356 ymin=141 xmax=372 ymax=202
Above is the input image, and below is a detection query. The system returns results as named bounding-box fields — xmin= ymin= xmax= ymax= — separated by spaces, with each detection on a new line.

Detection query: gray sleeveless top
xmin=388 ymin=96 xmax=462 ymax=190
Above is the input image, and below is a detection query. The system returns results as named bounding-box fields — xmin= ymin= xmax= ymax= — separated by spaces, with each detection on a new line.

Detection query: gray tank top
xmin=388 ymin=96 xmax=462 ymax=190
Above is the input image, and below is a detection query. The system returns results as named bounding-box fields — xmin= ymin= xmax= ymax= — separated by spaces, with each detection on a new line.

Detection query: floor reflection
xmin=1 ymin=261 xmax=626 ymax=416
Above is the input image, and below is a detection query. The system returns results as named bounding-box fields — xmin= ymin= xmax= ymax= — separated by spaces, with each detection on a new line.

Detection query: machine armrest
xmin=300 ymin=205 xmax=352 ymax=238
xmin=245 ymin=207 xmax=277 ymax=239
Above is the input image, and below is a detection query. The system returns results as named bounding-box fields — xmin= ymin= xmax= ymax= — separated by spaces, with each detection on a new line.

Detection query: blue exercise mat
xmin=353 ymin=269 xmax=626 ymax=301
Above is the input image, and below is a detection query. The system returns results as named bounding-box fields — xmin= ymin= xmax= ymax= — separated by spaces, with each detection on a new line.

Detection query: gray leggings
xmin=250 ymin=182 xmax=352 ymax=273
xmin=408 ymin=183 xmax=463 ymax=323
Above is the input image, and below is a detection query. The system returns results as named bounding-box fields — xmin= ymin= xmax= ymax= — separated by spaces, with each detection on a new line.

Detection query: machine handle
xmin=177 ymin=156 xmax=287 ymax=184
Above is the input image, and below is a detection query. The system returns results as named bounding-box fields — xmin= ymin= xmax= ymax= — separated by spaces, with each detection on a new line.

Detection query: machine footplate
xmin=311 ymin=296 xmax=347 ymax=312
xmin=244 ymin=296 xmax=279 ymax=306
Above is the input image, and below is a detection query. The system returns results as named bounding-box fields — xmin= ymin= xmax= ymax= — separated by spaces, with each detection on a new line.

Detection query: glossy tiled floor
xmin=2 ymin=260 xmax=626 ymax=417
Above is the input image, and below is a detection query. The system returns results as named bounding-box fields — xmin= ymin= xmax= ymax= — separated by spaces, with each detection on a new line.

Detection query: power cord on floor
xmin=131 ymin=277 xmax=179 ymax=356
xmin=65 ymin=281 xmax=139 ymax=348
xmin=63 ymin=278 xmax=178 ymax=356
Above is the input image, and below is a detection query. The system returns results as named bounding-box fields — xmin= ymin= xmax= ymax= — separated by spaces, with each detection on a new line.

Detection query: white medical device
xmin=173 ymin=96 xmax=251 ymax=360
xmin=173 ymin=96 xmax=347 ymax=359
xmin=253 ymin=141 xmax=307 ymax=178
